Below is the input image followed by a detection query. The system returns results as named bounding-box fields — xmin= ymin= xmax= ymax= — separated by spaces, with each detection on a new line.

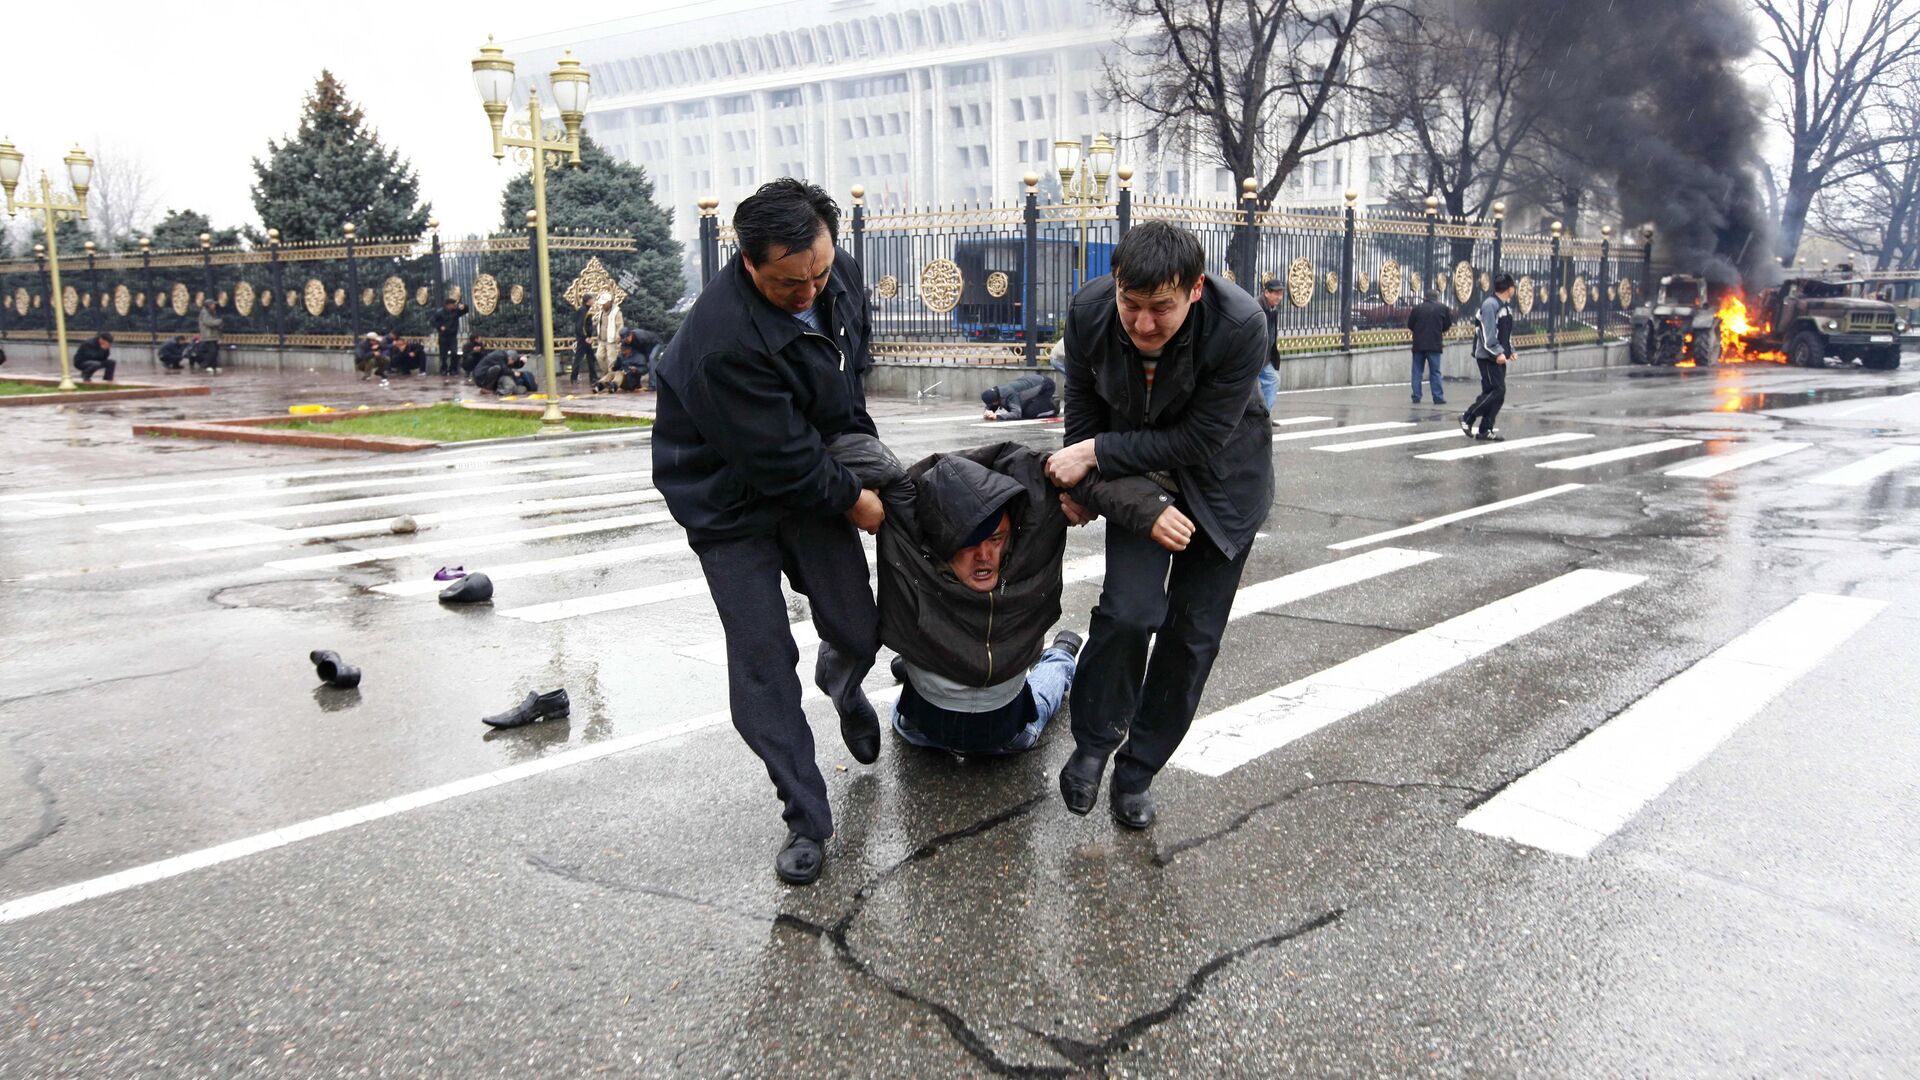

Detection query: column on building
xmin=988 ymin=56 xmax=1007 ymax=205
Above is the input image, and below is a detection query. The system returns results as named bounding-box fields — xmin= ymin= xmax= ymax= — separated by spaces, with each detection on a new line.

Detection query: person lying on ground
xmin=981 ymin=372 xmax=1058 ymax=421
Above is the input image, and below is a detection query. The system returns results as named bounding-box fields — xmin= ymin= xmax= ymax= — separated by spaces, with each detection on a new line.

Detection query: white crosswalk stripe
xmin=1271 ymin=421 xmax=1417 ymax=444
xmin=894 ymin=411 xmax=989 ymax=425
xmin=1537 ymin=438 xmax=1701 ymax=470
xmin=101 ymin=469 xmax=650 ymax=532
xmin=1171 ymin=569 xmax=1645 ymax=777
xmin=1272 ymin=416 xmax=1334 ymax=427
xmin=1311 ymin=429 xmax=1465 ymax=453
xmin=371 ymin=542 xmax=693 ymax=597
xmin=264 ymin=512 xmax=675 ymax=571
xmin=1458 ymin=593 xmax=1886 ymax=857
xmin=1805 ymin=445 xmax=1920 ymax=487
xmin=1328 ymin=484 xmax=1583 ymax=551
xmin=179 ymin=488 xmax=666 ymax=551
xmin=500 ymin=577 xmax=713 ymax=622
xmin=1662 ymin=442 xmax=1811 ymax=478
xmin=972 ymin=418 xmax=1061 ymax=428
xmin=1417 ymin=432 xmax=1594 ymax=461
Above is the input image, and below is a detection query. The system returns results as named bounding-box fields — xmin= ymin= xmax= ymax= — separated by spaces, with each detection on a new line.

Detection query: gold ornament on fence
xmin=234 ymin=281 xmax=255 ymax=317
xmin=1517 ymin=276 xmax=1535 ymax=315
xmin=193 ymin=291 xmax=205 ymax=308
xmin=919 ymin=258 xmax=963 ymax=314
xmin=874 ymin=274 xmax=899 ymax=300
xmin=471 ymin=274 xmax=500 ymax=316
xmin=1223 ymin=269 xmax=1237 ymax=284
xmin=1617 ymin=278 xmax=1634 ymax=308
xmin=1355 ymin=269 xmax=1372 ymax=296
xmin=303 ymin=279 xmax=327 ymax=317
xmin=332 ymin=287 xmax=346 ymax=309
xmin=1478 ymin=271 xmax=1490 ymax=294
xmin=1409 ymin=270 xmax=1424 ymax=298
xmin=11 ymin=287 xmax=27 ymax=316
xmin=415 ymin=286 xmax=430 ymax=308
xmin=1607 ymin=284 xmax=1617 ymax=302
xmin=81 ymin=291 xmax=94 ymax=310
xmin=382 ymin=275 xmax=407 ymax=317
xmin=1451 ymin=261 xmax=1475 ymax=304
xmin=449 ymin=284 xmax=464 ymax=303
xmin=561 ymin=256 xmax=627 ymax=311
xmin=260 ymin=286 xmax=274 ymax=309
xmin=1323 ymin=270 xmax=1340 ymax=297
xmin=508 ymin=283 xmax=526 ymax=306
xmin=1378 ymin=260 xmax=1402 ymax=306
xmin=1285 ymin=256 xmax=1314 ymax=309
xmin=360 ymin=287 xmax=375 ymax=308
xmin=285 ymin=289 xmax=299 ymax=309
xmin=1558 ymin=286 xmax=1569 ymax=304
xmin=114 ymin=284 xmax=131 ymax=316
xmin=62 ymin=285 xmax=78 ymax=315
xmin=32 ymin=293 xmax=42 ymax=309
xmin=215 ymin=290 xmax=227 ymax=308
xmin=985 ymin=271 xmax=1009 ymax=298
xmin=135 ymin=292 xmax=147 ymax=311
xmin=1572 ymin=275 xmax=1589 ymax=313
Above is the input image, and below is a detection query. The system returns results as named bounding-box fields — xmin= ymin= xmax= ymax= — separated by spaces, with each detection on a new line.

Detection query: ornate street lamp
xmin=1052 ymin=133 xmax=1116 ymax=289
xmin=471 ymin=37 xmax=592 ymax=433
xmin=1 ymin=139 xmax=94 ymax=390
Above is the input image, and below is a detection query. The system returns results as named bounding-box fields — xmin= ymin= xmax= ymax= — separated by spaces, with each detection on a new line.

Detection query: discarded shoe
xmin=309 ymin=649 xmax=362 ymax=689
xmin=390 ymin=515 xmax=417 ymax=534
xmin=775 ymin=831 xmax=824 ymax=886
xmin=438 ymin=572 xmax=493 ymax=603
xmin=1058 ymin=747 xmax=1108 ymax=816
xmin=480 ymin=688 xmax=570 ymax=729
xmin=1110 ymin=788 xmax=1157 ymax=829
xmin=1050 ymin=629 xmax=1084 ymax=659
xmin=433 ymin=566 xmax=468 ymax=581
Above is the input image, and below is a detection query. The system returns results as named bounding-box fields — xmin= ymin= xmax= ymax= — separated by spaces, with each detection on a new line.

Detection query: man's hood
xmin=915 ymin=455 xmax=1025 ymax=559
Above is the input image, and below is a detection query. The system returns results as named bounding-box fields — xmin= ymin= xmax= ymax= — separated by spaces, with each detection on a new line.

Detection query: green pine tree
xmin=483 ymin=135 xmax=684 ymax=339
xmin=249 ymin=71 xmax=432 ymax=242
xmin=18 ymin=216 xmax=89 ymax=260
xmin=145 ymin=209 xmax=242 ymax=251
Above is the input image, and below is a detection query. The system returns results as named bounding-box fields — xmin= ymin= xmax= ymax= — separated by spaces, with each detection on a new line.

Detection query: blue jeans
xmin=1411 ymin=351 xmax=1444 ymax=402
xmin=1257 ymin=363 xmax=1278 ymax=410
xmin=892 ymin=645 xmax=1076 ymax=754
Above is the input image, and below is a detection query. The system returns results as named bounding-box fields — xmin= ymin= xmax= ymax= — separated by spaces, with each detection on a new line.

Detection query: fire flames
xmin=1715 ymin=293 xmax=1787 ymax=364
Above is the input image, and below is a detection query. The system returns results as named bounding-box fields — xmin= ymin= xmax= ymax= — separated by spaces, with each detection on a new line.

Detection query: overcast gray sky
xmin=0 ymin=1 xmax=617 ymax=243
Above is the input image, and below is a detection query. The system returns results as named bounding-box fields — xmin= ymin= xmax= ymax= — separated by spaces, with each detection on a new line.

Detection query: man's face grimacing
xmin=1116 ymin=276 xmax=1204 ymax=354
xmin=947 ymin=513 xmax=1011 ymax=593
xmin=744 ymin=227 xmax=835 ymax=314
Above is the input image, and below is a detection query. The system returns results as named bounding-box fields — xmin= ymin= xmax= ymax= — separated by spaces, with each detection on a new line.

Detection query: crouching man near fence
xmin=1044 ymin=220 xmax=1274 ymax=829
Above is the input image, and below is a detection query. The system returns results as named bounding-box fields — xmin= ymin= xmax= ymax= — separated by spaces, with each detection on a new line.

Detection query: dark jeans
xmin=1070 ymin=516 xmax=1254 ymax=794
xmin=1463 ymin=356 xmax=1507 ymax=434
xmin=570 ymin=346 xmax=599 ymax=384
xmin=438 ymin=338 xmax=457 ymax=375
xmin=77 ymin=358 xmax=116 ymax=382
xmin=1411 ymin=350 xmax=1444 ymax=402
xmin=693 ymin=513 xmax=879 ymax=840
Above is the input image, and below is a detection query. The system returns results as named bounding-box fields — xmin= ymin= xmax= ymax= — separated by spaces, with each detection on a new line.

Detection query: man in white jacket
xmin=592 ymin=292 xmax=624 ymax=382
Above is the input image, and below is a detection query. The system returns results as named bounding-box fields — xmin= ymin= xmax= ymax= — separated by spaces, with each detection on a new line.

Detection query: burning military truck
xmin=1628 ymin=275 xmax=1722 ymax=366
xmin=1739 ymin=275 xmax=1904 ymax=370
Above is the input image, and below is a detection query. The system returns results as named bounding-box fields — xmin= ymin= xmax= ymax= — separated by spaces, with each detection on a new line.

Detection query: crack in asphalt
xmin=526 ymin=792 xmax=1344 ymax=1076
xmin=0 ymin=734 xmax=65 ymax=871
xmin=1154 ymin=779 xmax=1486 ymax=868
xmin=0 ymin=660 xmax=210 ymax=714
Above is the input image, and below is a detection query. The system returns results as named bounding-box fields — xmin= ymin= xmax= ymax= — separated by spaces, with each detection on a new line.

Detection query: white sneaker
xmin=379 ymin=379 xmax=390 ymax=388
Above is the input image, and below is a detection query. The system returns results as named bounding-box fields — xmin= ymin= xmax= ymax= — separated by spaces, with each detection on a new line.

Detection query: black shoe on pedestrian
xmin=1412 ymin=397 xmax=1422 ymax=404
xmin=837 ymin=689 xmax=881 ymax=765
xmin=1111 ymin=788 xmax=1156 ymax=830
xmin=775 ymin=831 xmax=824 ymax=886
xmin=438 ymin=572 xmax=494 ymax=604
xmin=1050 ymin=629 xmax=1083 ymax=659
xmin=309 ymin=649 xmax=362 ymax=689
xmin=889 ymin=654 xmax=908 ymax=684
xmin=1459 ymin=415 xmax=1474 ymax=437
xmin=1435 ymin=398 xmax=1447 ymax=405
xmin=480 ymin=688 xmax=570 ymax=729
xmin=1475 ymin=430 xmax=1505 ymax=442
xmin=1058 ymin=747 xmax=1108 ymax=816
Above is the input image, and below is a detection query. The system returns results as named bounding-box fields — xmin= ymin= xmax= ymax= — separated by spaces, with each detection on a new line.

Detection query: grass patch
xmin=0 ymin=379 xmax=120 ymax=394
xmin=268 ymin=402 xmax=648 ymax=443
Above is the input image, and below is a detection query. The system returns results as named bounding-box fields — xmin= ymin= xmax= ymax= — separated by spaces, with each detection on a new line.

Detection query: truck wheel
xmin=1628 ymin=324 xmax=1649 ymax=365
xmin=1692 ymin=321 xmax=1721 ymax=367
xmin=1788 ymin=330 xmax=1826 ymax=369
xmin=1863 ymin=346 xmax=1901 ymax=371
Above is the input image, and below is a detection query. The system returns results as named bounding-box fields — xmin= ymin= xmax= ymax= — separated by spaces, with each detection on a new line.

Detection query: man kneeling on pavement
xmin=832 ymin=436 xmax=1186 ymax=758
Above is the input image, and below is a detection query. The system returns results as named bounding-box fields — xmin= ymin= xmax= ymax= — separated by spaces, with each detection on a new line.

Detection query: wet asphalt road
xmin=1 ymin=357 xmax=1917 ymax=1076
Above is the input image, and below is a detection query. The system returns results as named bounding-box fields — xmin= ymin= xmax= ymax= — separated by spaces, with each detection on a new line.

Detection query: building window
xmin=719 ymin=95 xmax=752 ymax=115
xmin=1028 ymin=96 xmax=1044 ymax=121
xmin=974 ymin=145 xmax=989 ymax=167
xmin=1164 ymin=171 xmax=1182 ymax=195
xmin=768 ymin=89 xmax=801 ymax=109
xmin=950 ymin=105 xmax=965 ymax=128
xmin=675 ymin=101 xmax=709 ymax=120
xmin=1076 ymin=91 xmax=1091 ymax=116
xmin=847 ymin=156 xmax=861 ymax=176
xmin=1215 ymin=168 xmax=1232 ymax=193
xmin=1011 ymin=98 xmax=1025 ymax=122
xmin=956 ymin=147 xmax=971 ymax=168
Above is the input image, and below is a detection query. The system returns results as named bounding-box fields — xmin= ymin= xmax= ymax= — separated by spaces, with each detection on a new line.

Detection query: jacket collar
xmin=728 ymin=253 xmax=844 ymax=359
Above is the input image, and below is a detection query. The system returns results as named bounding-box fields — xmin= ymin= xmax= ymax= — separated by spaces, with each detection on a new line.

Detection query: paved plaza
xmin=1 ymin=355 xmax=1917 ymax=1075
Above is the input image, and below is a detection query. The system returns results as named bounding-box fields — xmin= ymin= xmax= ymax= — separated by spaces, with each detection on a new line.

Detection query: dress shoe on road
xmin=776 ymin=831 xmax=824 ymax=885
xmin=439 ymin=572 xmax=493 ymax=604
xmin=837 ymin=689 xmax=881 ymax=765
xmin=480 ymin=688 xmax=570 ymax=729
xmin=1050 ymin=630 xmax=1083 ymax=659
xmin=1058 ymin=747 xmax=1108 ymax=816
xmin=1111 ymin=788 xmax=1157 ymax=830
xmin=309 ymin=649 xmax=362 ymax=689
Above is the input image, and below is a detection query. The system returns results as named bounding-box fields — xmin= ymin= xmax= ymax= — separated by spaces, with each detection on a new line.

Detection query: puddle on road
xmin=1706 ymin=384 xmax=1912 ymax=415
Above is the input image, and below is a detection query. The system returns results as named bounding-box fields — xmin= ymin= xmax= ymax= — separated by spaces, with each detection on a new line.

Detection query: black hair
xmin=1111 ymin=221 xmax=1205 ymax=294
xmin=981 ymin=387 xmax=1002 ymax=408
xmin=733 ymin=178 xmax=839 ymax=266
xmin=97 ymin=331 xmax=114 ymax=343
xmin=1493 ymin=273 xmax=1517 ymax=294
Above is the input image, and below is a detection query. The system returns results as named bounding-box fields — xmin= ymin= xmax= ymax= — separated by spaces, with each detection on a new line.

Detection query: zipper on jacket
xmin=802 ymin=330 xmax=847 ymax=371
xmin=983 ymin=588 xmax=997 ymax=683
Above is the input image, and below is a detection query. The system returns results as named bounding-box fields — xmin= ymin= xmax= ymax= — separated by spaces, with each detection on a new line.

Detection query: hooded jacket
xmin=652 ymin=249 xmax=876 ymax=543
xmin=830 ymin=435 xmax=1171 ymax=689
xmin=1061 ymin=274 xmax=1274 ymax=559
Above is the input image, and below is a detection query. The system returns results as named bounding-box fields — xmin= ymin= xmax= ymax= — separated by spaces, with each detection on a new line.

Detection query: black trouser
xmin=190 ymin=342 xmax=218 ymax=369
xmin=76 ymin=358 xmax=116 ymax=382
xmin=1070 ymin=514 xmax=1253 ymax=794
xmin=570 ymin=345 xmax=598 ymax=384
xmin=693 ymin=513 xmax=879 ymax=840
xmin=1463 ymin=356 xmax=1507 ymax=435
xmin=438 ymin=337 xmax=457 ymax=375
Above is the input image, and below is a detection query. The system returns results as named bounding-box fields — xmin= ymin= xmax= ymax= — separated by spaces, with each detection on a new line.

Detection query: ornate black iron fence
xmin=693 ymin=177 xmax=1651 ymax=366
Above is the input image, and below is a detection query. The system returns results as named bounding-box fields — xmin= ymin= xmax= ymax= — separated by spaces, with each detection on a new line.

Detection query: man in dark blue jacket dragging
xmin=651 ymin=179 xmax=886 ymax=887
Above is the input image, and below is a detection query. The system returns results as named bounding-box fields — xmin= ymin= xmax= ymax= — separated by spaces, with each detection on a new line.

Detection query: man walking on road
xmin=1461 ymin=274 xmax=1516 ymax=441
xmin=652 ymin=178 xmax=885 ymax=887
xmin=1407 ymin=289 xmax=1453 ymax=404
xmin=1045 ymin=221 xmax=1274 ymax=829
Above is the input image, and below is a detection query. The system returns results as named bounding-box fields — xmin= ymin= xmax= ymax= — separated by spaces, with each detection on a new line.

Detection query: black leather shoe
xmin=1050 ymin=630 xmax=1083 ymax=659
xmin=1058 ymin=748 xmax=1107 ymax=816
xmin=438 ymin=572 xmax=494 ymax=604
xmin=775 ymin=831 xmax=824 ymax=885
xmin=481 ymin=688 xmax=570 ymax=729
xmin=1111 ymin=788 xmax=1157 ymax=830
xmin=838 ymin=689 xmax=881 ymax=765
xmin=309 ymin=649 xmax=361 ymax=689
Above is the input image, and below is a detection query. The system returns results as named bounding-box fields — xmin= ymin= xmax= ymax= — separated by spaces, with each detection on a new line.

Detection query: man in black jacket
xmin=431 ymin=297 xmax=469 ymax=376
xmin=1406 ymin=289 xmax=1453 ymax=404
xmin=652 ymin=178 xmax=885 ymax=887
xmin=1046 ymin=221 xmax=1273 ymax=829
xmin=157 ymin=335 xmax=189 ymax=372
xmin=74 ymin=333 xmax=116 ymax=382
xmin=980 ymin=372 xmax=1058 ymax=420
